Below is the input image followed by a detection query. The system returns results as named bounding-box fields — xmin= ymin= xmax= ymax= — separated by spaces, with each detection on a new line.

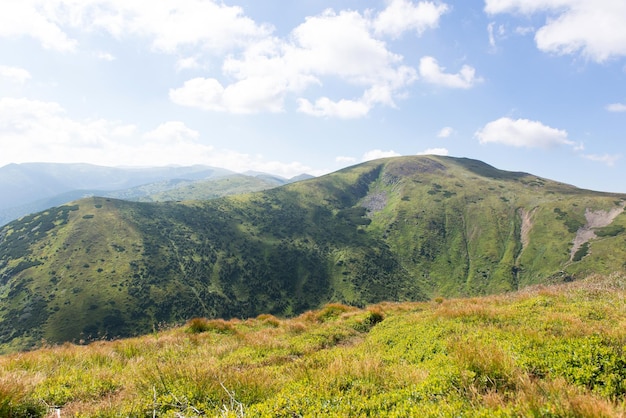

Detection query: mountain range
xmin=0 ymin=162 xmax=310 ymax=226
xmin=1 ymin=155 xmax=625 ymax=353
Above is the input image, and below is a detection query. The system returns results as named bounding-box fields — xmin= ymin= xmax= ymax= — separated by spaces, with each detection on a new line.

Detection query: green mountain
xmin=1 ymin=156 xmax=625 ymax=352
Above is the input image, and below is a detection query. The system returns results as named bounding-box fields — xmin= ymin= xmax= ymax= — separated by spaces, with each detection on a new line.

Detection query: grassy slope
xmin=1 ymin=274 xmax=625 ymax=417
xmin=1 ymin=156 xmax=626 ymax=352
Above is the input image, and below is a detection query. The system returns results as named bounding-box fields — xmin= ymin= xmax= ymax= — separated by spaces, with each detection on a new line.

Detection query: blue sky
xmin=0 ymin=1 xmax=625 ymax=192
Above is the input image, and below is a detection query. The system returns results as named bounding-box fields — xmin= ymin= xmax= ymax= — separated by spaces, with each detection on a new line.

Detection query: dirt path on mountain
xmin=570 ymin=203 xmax=626 ymax=260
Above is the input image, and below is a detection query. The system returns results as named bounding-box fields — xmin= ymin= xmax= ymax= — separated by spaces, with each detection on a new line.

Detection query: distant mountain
xmin=0 ymin=163 xmax=311 ymax=225
xmin=288 ymin=173 xmax=315 ymax=182
xmin=242 ymin=170 xmax=314 ymax=185
xmin=1 ymin=155 xmax=625 ymax=352
xmin=116 ymin=174 xmax=291 ymax=202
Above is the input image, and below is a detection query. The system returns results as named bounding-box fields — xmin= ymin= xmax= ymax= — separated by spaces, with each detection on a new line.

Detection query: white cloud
xmin=419 ymin=56 xmax=482 ymax=89
xmin=582 ymin=153 xmax=621 ymax=167
xmin=488 ymin=22 xmax=497 ymax=48
xmin=475 ymin=117 xmax=575 ymax=149
xmin=0 ymin=1 xmax=446 ymax=118
xmin=0 ymin=2 xmax=78 ymax=52
xmin=437 ymin=126 xmax=454 ymax=138
xmin=170 ymin=76 xmax=286 ymax=114
xmin=488 ymin=22 xmax=507 ymax=50
xmin=417 ymin=147 xmax=449 ymax=156
xmin=169 ymin=6 xmax=422 ymax=117
xmin=373 ymin=0 xmax=449 ymax=38
xmin=0 ymin=0 xmax=271 ymax=54
xmin=362 ymin=149 xmax=402 ymax=161
xmin=176 ymin=56 xmax=201 ymax=72
xmin=95 ymin=51 xmax=116 ymax=61
xmin=485 ymin=0 xmax=626 ymax=62
xmin=606 ymin=103 xmax=626 ymax=112
xmin=515 ymin=26 xmax=535 ymax=36
xmin=0 ymin=65 xmax=31 ymax=84
xmin=297 ymin=97 xmax=371 ymax=119
xmin=0 ymin=97 xmax=316 ymax=177
xmin=143 ymin=121 xmax=199 ymax=144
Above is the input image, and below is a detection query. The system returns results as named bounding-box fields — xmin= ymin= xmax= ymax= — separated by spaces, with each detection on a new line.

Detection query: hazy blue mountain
xmin=0 ymin=163 xmax=312 ymax=225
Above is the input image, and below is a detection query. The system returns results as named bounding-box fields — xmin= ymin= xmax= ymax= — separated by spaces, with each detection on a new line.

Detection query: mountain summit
xmin=1 ymin=156 xmax=625 ymax=352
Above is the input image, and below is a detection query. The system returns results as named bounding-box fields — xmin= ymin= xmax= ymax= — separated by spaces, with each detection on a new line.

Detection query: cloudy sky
xmin=1 ymin=0 xmax=625 ymax=192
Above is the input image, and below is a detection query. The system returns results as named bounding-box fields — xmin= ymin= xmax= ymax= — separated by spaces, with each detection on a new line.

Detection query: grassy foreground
xmin=2 ymin=274 xmax=626 ymax=417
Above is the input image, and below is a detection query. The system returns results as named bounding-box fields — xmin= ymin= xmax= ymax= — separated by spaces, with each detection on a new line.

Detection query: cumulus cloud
xmin=485 ymin=0 xmax=626 ymax=62
xmin=419 ymin=56 xmax=482 ymax=89
xmin=374 ymin=0 xmax=449 ymax=38
xmin=0 ymin=0 xmax=270 ymax=53
xmin=176 ymin=56 xmax=201 ymax=72
xmin=0 ymin=1 xmax=469 ymax=118
xmin=437 ymin=126 xmax=454 ymax=138
xmin=0 ymin=97 xmax=315 ymax=177
xmin=417 ymin=148 xmax=449 ymax=156
xmin=606 ymin=103 xmax=626 ymax=112
xmin=0 ymin=65 xmax=31 ymax=84
xmin=170 ymin=76 xmax=286 ymax=114
xmin=297 ymin=97 xmax=371 ymax=119
xmin=475 ymin=117 xmax=575 ymax=149
xmin=0 ymin=2 xmax=78 ymax=52
xmin=143 ymin=121 xmax=199 ymax=144
xmin=170 ymin=7 xmax=421 ymax=117
xmin=362 ymin=149 xmax=402 ymax=161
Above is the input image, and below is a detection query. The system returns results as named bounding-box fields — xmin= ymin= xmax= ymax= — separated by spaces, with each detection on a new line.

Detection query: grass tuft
xmin=186 ymin=318 xmax=237 ymax=334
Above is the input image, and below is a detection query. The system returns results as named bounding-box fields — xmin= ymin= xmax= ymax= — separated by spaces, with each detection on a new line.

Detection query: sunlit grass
xmin=1 ymin=274 xmax=626 ymax=416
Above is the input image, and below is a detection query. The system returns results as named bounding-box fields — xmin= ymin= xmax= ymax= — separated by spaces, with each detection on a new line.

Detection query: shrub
xmin=186 ymin=318 xmax=236 ymax=334
xmin=594 ymin=225 xmax=625 ymax=237
xmin=573 ymin=243 xmax=589 ymax=262
xmin=352 ymin=307 xmax=385 ymax=332
xmin=315 ymin=303 xmax=355 ymax=322
xmin=256 ymin=314 xmax=281 ymax=327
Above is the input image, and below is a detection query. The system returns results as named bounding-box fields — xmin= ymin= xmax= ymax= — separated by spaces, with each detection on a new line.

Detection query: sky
xmin=0 ymin=0 xmax=625 ymax=192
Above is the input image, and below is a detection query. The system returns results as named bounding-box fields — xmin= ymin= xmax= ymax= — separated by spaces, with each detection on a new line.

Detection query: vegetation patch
xmin=573 ymin=242 xmax=590 ymax=262
xmin=595 ymin=224 xmax=625 ymax=237
xmin=1 ymin=275 xmax=625 ymax=416
xmin=186 ymin=317 xmax=237 ymax=334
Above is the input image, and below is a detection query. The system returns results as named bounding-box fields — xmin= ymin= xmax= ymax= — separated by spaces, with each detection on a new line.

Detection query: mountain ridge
xmin=0 ymin=162 xmax=311 ymax=226
xmin=1 ymin=155 xmax=625 ymax=352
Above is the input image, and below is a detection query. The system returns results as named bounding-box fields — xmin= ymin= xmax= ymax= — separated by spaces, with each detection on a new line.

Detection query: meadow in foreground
xmin=1 ymin=274 xmax=626 ymax=417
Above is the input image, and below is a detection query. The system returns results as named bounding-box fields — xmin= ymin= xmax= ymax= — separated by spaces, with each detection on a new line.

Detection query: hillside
xmin=0 ymin=274 xmax=625 ymax=417
xmin=1 ymin=155 xmax=626 ymax=352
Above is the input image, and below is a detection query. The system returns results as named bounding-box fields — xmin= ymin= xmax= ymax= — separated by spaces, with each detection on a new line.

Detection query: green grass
xmin=2 ymin=156 xmax=626 ymax=352
xmin=1 ymin=274 xmax=626 ymax=417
